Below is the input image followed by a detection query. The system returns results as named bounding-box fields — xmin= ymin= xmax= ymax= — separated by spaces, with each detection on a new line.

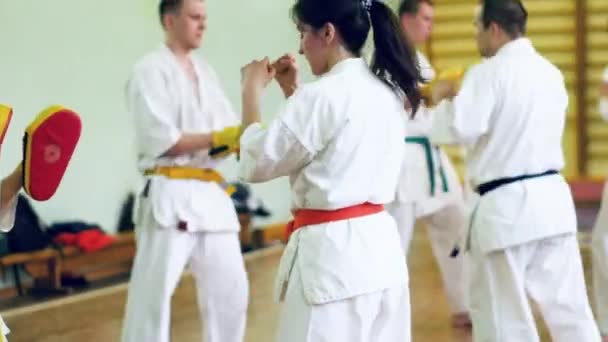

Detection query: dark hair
xmin=159 ymin=0 xmax=183 ymax=26
xmin=292 ymin=0 xmax=422 ymax=115
xmin=480 ymin=0 xmax=527 ymax=38
xmin=398 ymin=0 xmax=433 ymax=16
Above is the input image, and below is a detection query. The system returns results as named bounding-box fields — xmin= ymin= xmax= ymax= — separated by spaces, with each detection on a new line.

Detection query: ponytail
xmin=369 ymin=1 xmax=422 ymax=115
xmin=292 ymin=0 xmax=422 ymax=116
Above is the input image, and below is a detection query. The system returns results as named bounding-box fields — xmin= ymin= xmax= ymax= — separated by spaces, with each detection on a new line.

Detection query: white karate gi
xmin=431 ymin=38 xmax=601 ymax=341
xmin=386 ymin=51 xmax=469 ymax=314
xmin=121 ymin=45 xmax=248 ymax=342
xmin=0 ymin=187 xmax=19 ymax=342
xmin=239 ymin=58 xmax=410 ymax=342
xmin=592 ymin=66 xmax=608 ymax=337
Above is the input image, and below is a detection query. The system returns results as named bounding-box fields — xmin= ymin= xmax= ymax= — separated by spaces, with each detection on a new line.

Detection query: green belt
xmin=405 ymin=136 xmax=449 ymax=196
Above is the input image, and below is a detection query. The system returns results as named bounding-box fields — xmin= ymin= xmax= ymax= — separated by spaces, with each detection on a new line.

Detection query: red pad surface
xmin=24 ymin=106 xmax=81 ymax=201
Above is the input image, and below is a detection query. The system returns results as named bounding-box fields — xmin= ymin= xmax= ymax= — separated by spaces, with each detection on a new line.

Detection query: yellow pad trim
xmin=25 ymin=105 xmax=65 ymax=135
xmin=144 ymin=166 xmax=236 ymax=195
xmin=23 ymin=105 xmax=67 ymax=195
xmin=419 ymin=65 xmax=467 ymax=99
xmin=437 ymin=65 xmax=466 ymax=81
xmin=0 ymin=104 xmax=12 ymax=130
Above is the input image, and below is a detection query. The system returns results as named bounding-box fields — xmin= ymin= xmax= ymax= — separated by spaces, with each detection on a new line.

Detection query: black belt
xmin=475 ymin=170 xmax=558 ymax=196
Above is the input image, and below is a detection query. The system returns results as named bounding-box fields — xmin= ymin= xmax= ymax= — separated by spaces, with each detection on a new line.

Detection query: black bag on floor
xmin=7 ymin=194 xmax=50 ymax=253
xmin=117 ymin=192 xmax=135 ymax=232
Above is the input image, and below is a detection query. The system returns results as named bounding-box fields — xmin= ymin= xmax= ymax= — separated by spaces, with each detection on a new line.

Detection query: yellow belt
xmin=144 ymin=167 xmax=236 ymax=195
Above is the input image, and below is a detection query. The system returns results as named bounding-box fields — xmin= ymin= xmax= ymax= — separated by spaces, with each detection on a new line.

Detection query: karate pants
xmin=121 ymin=220 xmax=249 ymax=342
xmin=469 ymin=233 xmax=600 ymax=341
xmin=387 ymin=201 xmax=469 ymax=313
xmin=0 ymin=316 xmax=8 ymax=342
xmin=275 ymin=263 xmax=411 ymax=342
xmin=593 ymin=181 xmax=608 ymax=336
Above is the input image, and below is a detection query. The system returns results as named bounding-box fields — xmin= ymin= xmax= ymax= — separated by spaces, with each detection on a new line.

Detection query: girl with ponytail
xmin=238 ymin=1 xmax=420 ymax=340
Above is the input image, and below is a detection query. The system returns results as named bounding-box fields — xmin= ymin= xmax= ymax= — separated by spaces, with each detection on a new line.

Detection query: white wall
xmin=0 ymin=0 xmax=314 ymax=232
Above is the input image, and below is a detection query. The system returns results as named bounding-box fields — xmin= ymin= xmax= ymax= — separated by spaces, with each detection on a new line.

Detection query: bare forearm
xmin=162 ymin=133 xmax=213 ymax=157
xmin=1 ymin=164 xmax=22 ymax=209
xmin=242 ymin=88 xmax=262 ymax=130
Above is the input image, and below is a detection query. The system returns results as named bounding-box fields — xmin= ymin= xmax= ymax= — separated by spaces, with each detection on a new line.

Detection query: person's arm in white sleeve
xmin=429 ymin=63 xmax=496 ymax=146
xmin=239 ymin=120 xmax=314 ymax=183
xmin=427 ymin=100 xmax=458 ymax=145
xmin=239 ymin=84 xmax=330 ymax=183
xmin=127 ymin=67 xmax=214 ymax=158
xmin=0 ymin=164 xmax=23 ymax=232
xmin=238 ymin=59 xmax=338 ymax=183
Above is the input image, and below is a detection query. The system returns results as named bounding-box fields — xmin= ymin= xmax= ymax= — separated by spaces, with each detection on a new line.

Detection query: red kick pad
xmin=23 ymin=105 xmax=82 ymax=201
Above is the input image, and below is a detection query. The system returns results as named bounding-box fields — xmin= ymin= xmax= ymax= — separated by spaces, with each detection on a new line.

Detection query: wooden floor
xmin=0 ymin=228 xmax=593 ymax=341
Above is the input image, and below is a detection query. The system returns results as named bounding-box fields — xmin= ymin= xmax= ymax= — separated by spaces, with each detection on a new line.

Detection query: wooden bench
xmin=59 ymin=231 xmax=135 ymax=282
xmin=0 ymin=248 xmax=60 ymax=296
xmin=0 ymin=222 xmax=285 ymax=300
xmin=252 ymin=222 xmax=288 ymax=246
xmin=0 ymin=232 xmax=136 ymax=298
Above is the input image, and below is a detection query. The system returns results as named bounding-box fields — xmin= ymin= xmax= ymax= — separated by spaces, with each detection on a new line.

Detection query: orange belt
xmin=285 ymin=202 xmax=384 ymax=241
xmin=144 ymin=166 xmax=236 ymax=195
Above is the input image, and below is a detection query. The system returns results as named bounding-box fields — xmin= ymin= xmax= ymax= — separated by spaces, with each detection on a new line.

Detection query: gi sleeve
xmin=430 ymin=62 xmax=496 ymax=145
xmin=126 ymin=67 xmax=181 ymax=158
xmin=238 ymin=84 xmax=338 ymax=183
